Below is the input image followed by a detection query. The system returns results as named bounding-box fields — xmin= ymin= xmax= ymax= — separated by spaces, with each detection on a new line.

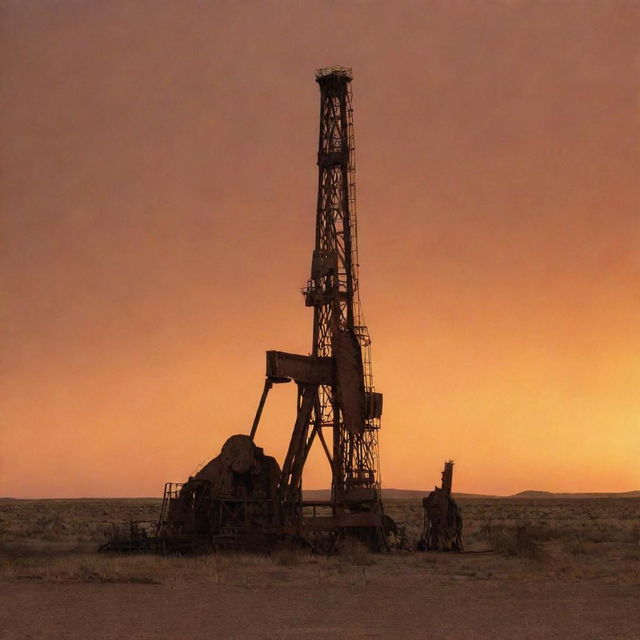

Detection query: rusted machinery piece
xmin=157 ymin=435 xmax=281 ymax=552
xmin=419 ymin=461 xmax=464 ymax=552
xmin=100 ymin=435 xmax=281 ymax=553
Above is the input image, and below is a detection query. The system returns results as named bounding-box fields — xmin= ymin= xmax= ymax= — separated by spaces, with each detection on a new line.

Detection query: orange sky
xmin=2 ymin=0 xmax=639 ymax=498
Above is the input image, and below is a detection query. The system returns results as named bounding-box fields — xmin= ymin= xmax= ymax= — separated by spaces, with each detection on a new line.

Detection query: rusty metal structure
xmin=157 ymin=435 xmax=282 ymax=552
xmin=102 ymin=67 xmax=389 ymax=554
xmin=419 ymin=461 xmax=464 ymax=552
xmin=249 ymin=66 xmax=386 ymax=551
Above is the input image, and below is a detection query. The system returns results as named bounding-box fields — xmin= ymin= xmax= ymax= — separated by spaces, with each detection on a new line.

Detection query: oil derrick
xmin=252 ymin=67 xmax=385 ymax=550
xmin=310 ymin=68 xmax=382 ymax=510
xmin=295 ymin=67 xmax=383 ymax=546
xmin=101 ymin=68 xmax=388 ymax=555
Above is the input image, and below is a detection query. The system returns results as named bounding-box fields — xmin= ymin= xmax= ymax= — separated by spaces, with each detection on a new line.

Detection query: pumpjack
xmin=103 ymin=67 xmax=390 ymax=554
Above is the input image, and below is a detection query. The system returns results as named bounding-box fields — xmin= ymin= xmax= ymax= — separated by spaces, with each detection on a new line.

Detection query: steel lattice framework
xmin=306 ymin=67 xmax=381 ymax=506
xmin=246 ymin=67 xmax=385 ymax=549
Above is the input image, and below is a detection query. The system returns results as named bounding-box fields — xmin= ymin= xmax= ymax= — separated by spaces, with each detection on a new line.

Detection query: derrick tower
xmin=306 ymin=67 xmax=382 ymax=507
xmin=248 ymin=67 xmax=385 ymax=548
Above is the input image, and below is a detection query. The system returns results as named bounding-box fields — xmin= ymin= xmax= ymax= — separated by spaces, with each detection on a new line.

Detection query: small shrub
xmin=273 ymin=548 xmax=301 ymax=566
xmin=338 ymin=538 xmax=375 ymax=566
xmin=561 ymin=535 xmax=593 ymax=555
xmin=583 ymin=529 xmax=605 ymax=544
xmin=489 ymin=523 xmax=545 ymax=561
xmin=623 ymin=548 xmax=640 ymax=562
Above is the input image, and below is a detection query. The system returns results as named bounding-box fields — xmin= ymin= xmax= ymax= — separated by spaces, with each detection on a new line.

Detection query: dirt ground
xmin=2 ymin=578 xmax=639 ymax=640
xmin=1 ymin=498 xmax=639 ymax=639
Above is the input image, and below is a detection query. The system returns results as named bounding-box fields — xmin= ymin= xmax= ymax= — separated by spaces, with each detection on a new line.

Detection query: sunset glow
xmin=2 ymin=0 xmax=639 ymax=498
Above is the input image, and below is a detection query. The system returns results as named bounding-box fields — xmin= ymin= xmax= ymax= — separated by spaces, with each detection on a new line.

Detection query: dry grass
xmin=0 ymin=498 xmax=160 ymax=546
xmin=338 ymin=538 xmax=376 ymax=566
xmin=1 ymin=497 xmax=638 ymax=586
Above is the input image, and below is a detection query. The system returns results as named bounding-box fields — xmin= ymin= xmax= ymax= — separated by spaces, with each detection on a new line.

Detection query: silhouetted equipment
xmin=419 ymin=461 xmax=464 ymax=552
xmin=102 ymin=67 xmax=390 ymax=554
xmin=247 ymin=66 xmax=387 ymax=551
xmin=157 ymin=435 xmax=281 ymax=552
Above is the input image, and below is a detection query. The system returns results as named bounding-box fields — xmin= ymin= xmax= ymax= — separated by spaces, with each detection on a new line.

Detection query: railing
xmin=315 ymin=66 xmax=353 ymax=80
xmin=157 ymin=482 xmax=184 ymax=533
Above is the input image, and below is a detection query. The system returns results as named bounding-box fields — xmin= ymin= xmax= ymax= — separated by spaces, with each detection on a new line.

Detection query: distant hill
xmin=511 ymin=490 xmax=640 ymax=499
xmin=301 ymin=488 xmax=640 ymax=501
xmin=382 ymin=488 xmax=500 ymax=500
xmin=302 ymin=488 xmax=498 ymax=501
xmin=510 ymin=490 xmax=554 ymax=498
xmin=2 ymin=490 xmax=638 ymax=501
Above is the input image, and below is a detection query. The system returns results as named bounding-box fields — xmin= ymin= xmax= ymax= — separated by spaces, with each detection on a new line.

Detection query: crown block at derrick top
xmin=315 ymin=66 xmax=353 ymax=82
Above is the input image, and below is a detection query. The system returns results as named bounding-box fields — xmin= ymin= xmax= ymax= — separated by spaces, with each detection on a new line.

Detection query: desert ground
xmin=1 ymin=497 xmax=638 ymax=639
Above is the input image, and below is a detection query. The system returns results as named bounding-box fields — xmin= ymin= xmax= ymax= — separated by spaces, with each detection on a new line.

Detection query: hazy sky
xmin=2 ymin=0 xmax=639 ymax=498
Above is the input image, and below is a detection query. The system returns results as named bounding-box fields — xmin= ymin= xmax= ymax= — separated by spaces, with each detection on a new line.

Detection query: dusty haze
xmin=1 ymin=0 xmax=639 ymax=497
